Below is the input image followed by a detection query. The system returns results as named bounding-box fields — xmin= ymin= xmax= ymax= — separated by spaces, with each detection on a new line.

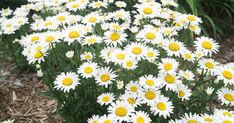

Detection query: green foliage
xmin=0 ymin=0 xmax=27 ymax=9
xmin=177 ymin=0 xmax=234 ymax=37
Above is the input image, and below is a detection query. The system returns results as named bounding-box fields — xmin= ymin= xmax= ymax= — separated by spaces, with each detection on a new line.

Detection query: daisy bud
xmin=66 ymin=51 xmax=74 ymax=59
xmin=36 ymin=64 xmax=41 ymax=69
xmin=2 ymin=119 xmax=14 ymax=123
xmin=37 ymin=69 xmax=43 ymax=77
xmin=214 ymin=79 xmax=219 ymax=84
xmin=206 ymin=87 xmax=214 ymax=95
xmin=117 ymin=80 xmax=124 ymax=89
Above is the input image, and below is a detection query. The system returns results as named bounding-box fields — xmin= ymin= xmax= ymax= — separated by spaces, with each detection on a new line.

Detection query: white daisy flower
xmin=103 ymin=31 xmax=127 ymax=46
xmin=163 ymin=39 xmax=185 ymax=57
xmin=78 ymin=62 xmax=98 ymax=78
xmin=100 ymin=115 xmax=114 ymax=123
xmin=97 ymin=93 xmax=115 ymax=106
xmin=138 ymin=75 xmax=162 ymax=89
xmin=194 ymin=36 xmax=219 ymax=56
xmin=122 ymin=58 xmax=138 ymax=70
xmin=199 ymin=58 xmax=219 ymax=75
xmin=217 ymin=88 xmax=234 ymax=106
xmin=180 ymin=113 xmax=202 ymax=123
xmin=62 ymin=24 xmax=86 ymax=45
xmin=159 ymin=73 xmax=182 ymax=91
xmin=125 ymin=43 xmax=146 ymax=60
xmin=139 ymin=88 xmax=161 ymax=105
xmin=125 ymin=81 xmax=143 ymax=94
xmin=130 ymin=111 xmax=152 ymax=123
xmin=150 ymin=96 xmax=174 ymax=118
xmin=179 ymin=70 xmax=195 ymax=81
xmin=158 ymin=58 xmax=179 ymax=74
xmin=176 ymin=84 xmax=192 ymax=101
xmin=81 ymin=52 xmax=94 ymax=61
xmin=108 ymin=101 xmax=134 ymax=122
xmin=54 ymin=72 xmax=80 ymax=92
xmin=87 ymin=115 xmax=101 ymax=123
xmin=119 ymin=92 xmax=143 ymax=108
xmin=81 ymin=35 xmax=102 ymax=46
xmin=95 ymin=67 xmax=117 ymax=88
xmin=143 ymin=48 xmax=159 ymax=62
xmin=83 ymin=12 xmax=102 ymax=26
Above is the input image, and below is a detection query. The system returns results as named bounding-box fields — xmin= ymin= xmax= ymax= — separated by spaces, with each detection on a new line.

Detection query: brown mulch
xmin=0 ymin=35 xmax=233 ymax=123
xmin=215 ymin=35 xmax=234 ymax=63
xmin=0 ymin=62 xmax=63 ymax=123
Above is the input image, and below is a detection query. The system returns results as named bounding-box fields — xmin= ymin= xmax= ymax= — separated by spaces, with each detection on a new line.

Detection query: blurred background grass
xmin=0 ymin=0 xmax=27 ymax=9
xmin=177 ymin=0 xmax=234 ymax=37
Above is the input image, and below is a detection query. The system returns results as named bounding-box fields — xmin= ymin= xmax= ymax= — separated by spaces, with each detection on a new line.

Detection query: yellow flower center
xmin=84 ymin=67 xmax=93 ymax=74
xmin=164 ymin=63 xmax=173 ymax=71
xmin=143 ymin=7 xmax=153 ymax=14
xmin=127 ymin=98 xmax=136 ymax=105
xmin=71 ymin=3 xmax=80 ymax=8
xmin=204 ymin=118 xmax=213 ymax=122
xmin=145 ymin=32 xmax=156 ymax=40
xmin=100 ymin=74 xmax=110 ymax=82
xmin=102 ymin=96 xmax=110 ymax=102
xmin=92 ymin=120 xmax=98 ymax=123
xmin=201 ymin=41 xmax=212 ymax=50
xmin=116 ymin=53 xmax=125 ymax=60
xmin=130 ymin=86 xmax=137 ymax=92
xmin=57 ymin=16 xmax=66 ymax=21
xmin=223 ymin=120 xmax=232 ymax=123
xmin=34 ymin=51 xmax=43 ymax=59
xmin=188 ymin=120 xmax=198 ymax=123
xmin=178 ymin=90 xmax=185 ymax=97
xmin=69 ymin=31 xmax=80 ymax=39
xmin=145 ymin=80 xmax=155 ymax=86
xmin=189 ymin=25 xmax=196 ymax=31
xmin=110 ymin=32 xmax=120 ymax=41
xmin=169 ymin=43 xmax=180 ymax=51
xmin=132 ymin=47 xmax=142 ymax=55
xmin=136 ymin=117 xmax=145 ymax=123
xmin=164 ymin=75 xmax=175 ymax=84
xmin=115 ymin=107 xmax=128 ymax=117
xmin=224 ymin=93 xmax=234 ymax=101
xmin=45 ymin=36 xmax=55 ymax=42
xmin=187 ymin=15 xmax=196 ymax=21
xmin=87 ymin=38 xmax=97 ymax=43
xmin=36 ymin=46 xmax=42 ymax=51
xmin=205 ymin=62 xmax=214 ymax=69
xmin=157 ymin=102 xmax=166 ymax=111
xmin=31 ymin=36 xmax=40 ymax=42
xmin=222 ymin=70 xmax=233 ymax=80
xmin=126 ymin=61 xmax=133 ymax=67
xmin=165 ymin=29 xmax=172 ymax=35
xmin=85 ymin=55 xmax=92 ymax=59
xmin=184 ymin=53 xmax=192 ymax=59
xmin=95 ymin=2 xmax=102 ymax=7
xmin=104 ymin=120 xmax=112 ymax=123
xmin=145 ymin=91 xmax=156 ymax=100
xmin=45 ymin=21 xmax=52 ymax=26
xmin=116 ymin=13 xmax=123 ymax=18
xmin=147 ymin=52 xmax=155 ymax=58
xmin=88 ymin=17 xmax=97 ymax=23
xmin=223 ymin=112 xmax=233 ymax=117
xmin=6 ymin=24 xmax=11 ymax=28
xmin=112 ymin=25 xmax=120 ymax=30
xmin=62 ymin=77 xmax=73 ymax=86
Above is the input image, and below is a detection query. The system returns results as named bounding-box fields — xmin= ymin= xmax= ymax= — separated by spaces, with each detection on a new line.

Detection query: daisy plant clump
xmin=2 ymin=0 xmax=234 ymax=122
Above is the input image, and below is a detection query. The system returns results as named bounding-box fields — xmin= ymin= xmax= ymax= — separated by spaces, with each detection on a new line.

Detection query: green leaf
xmin=186 ymin=0 xmax=198 ymax=15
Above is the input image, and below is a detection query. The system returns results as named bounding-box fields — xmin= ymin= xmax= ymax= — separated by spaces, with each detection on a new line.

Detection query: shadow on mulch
xmin=0 ymin=61 xmax=63 ymax=123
